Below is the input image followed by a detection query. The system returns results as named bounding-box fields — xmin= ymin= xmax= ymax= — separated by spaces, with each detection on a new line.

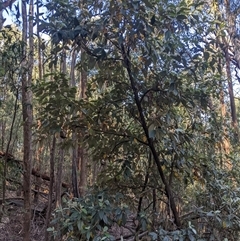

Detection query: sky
xmin=3 ymin=9 xmax=14 ymax=26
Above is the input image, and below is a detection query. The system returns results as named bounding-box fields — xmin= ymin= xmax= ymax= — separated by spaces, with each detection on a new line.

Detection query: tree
xmin=1 ymin=0 xmax=240 ymax=240
xmin=21 ymin=0 xmax=33 ymax=239
xmin=42 ymin=0 xmax=240 ymax=239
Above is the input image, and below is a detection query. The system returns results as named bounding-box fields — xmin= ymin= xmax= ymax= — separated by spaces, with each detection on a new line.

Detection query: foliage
xmin=48 ymin=191 xmax=129 ymax=241
xmin=33 ymin=72 xmax=77 ymax=137
xmin=0 ymin=26 xmax=23 ymax=190
xmin=35 ymin=0 xmax=240 ymax=239
xmin=1 ymin=0 xmax=240 ymax=240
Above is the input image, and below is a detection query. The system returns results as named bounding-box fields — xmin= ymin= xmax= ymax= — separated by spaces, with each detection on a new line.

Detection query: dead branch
xmin=0 ymin=151 xmax=69 ymax=188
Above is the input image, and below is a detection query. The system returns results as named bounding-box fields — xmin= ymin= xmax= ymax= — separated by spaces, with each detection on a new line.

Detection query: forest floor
xmin=0 ymin=189 xmax=138 ymax=241
xmin=0 ymin=206 xmax=45 ymax=241
xmin=0 ymin=191 xmax=45 ymax=241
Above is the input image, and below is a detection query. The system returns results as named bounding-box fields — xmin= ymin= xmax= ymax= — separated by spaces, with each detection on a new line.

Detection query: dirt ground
xmin=0 ymin=205 xmax=45 ymax=241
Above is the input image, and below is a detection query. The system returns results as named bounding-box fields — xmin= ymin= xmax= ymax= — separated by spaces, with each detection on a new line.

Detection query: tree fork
xmin=121 ymin=43 xmax=181 ymax=227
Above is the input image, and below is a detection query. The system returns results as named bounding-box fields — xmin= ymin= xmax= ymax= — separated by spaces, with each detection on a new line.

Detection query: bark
xmin=36 ymin=0 xmax=43 ymax=80
xmin=72 ymin=135 xmax=79 ymax=197
xmin=121 ymin=43 xmax=181 ymax=227
xmin=33 ymin=0 xmax=43 ymax=204
xmin=33 ymin=143 xmax=43 ymax=203
xmin=137 ymin=153 xmax=151 ymax=215
xmin=78 ymin=64 xmax=88 ymax=197
xmin=55 ymin=140 xmax=65 ymax=208
xmin=219 ymin=1 xmax=239 ymax=137
xmin=70 ymin=49 xmax=80 ymax=197
xmin=44 ymin=136 xmax=56 ymax=241
xmin=54 ymin=43 xmax=67 ymax=212
xmin=32 ymin=167 xmax=68 ymax=188
xmin=61 ymin=48 xmax=67 ymax=74
xmin=0 ymin=10 xmax=5 ymax=30
xmin=34 ymin=5 xmax=43 ymax=198
xmin=225 ymin=43 xmax=238 ymax=136
xmin=21 ymin=0 xmax=33 ymax=239
xmin=1 ymin=120 xmax=5 ymax=150
xmin=78 ymin=145 xmax=87 ymax=196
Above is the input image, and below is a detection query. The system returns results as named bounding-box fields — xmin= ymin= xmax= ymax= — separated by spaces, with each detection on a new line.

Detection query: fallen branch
xmin=0 ymin=151 xmax=69 ymax=188
xmin=31 ymin=168 xmax=69 ymax=188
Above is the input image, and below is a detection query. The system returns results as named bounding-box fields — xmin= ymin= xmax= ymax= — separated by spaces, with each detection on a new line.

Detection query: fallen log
xmin=32 ymin=168 xmax=69 ymax=188
xmin=0 ymin=151 xmax=69 ymax=189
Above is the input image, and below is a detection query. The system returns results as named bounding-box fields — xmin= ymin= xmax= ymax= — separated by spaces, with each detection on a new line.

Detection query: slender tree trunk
xmin=121 ymin=43 xmax=181 ymax=227
xmin=78 ymin=62 xmax=88 ymax=197
xmin=22 ymin=0 xmax=33 ymax=239
xmin=69 ymin=49 xmax=80 ymax=197
xmin=1 ymin=120 xmax=6 ymax=150
xmin=53 ymin=138 xmax=64 ymax=241
xmin=55 ymin=48 xmax=67 ymax=205
xmin=0 ymin=85 xmax=6 ymax=150
xmin=33 ymin=0 xmax=43 ymax=204
xmin=45 ymin=135 xmax=56 ymax=241
xmin=78 ymin=145 xmax=87 ymax=196
xmin=225 ymin=45 xmax=238 ymax=138
xmin=33 ymin=142 xmax=43 ymax=203
xmin=61 ymin=48 xmax=67 ymax=74
xmin=0 ymin=10 xmax=5 ymax=30
xmin=72 ymin=135 xmax=79 ymax=197
xmin=55 ymin=140 xmax=64 ymax=208
xmin=36 ymin=0 xmax=43 ymax=80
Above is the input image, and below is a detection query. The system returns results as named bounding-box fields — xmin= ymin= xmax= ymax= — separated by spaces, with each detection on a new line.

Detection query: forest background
xmin=1 ymin=0 xmax=240 ymax=240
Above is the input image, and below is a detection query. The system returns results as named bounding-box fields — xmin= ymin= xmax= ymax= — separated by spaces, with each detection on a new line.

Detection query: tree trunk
xmin=54 ymin=44 xmax=67 ymax=208
xmin=216 ymin=0 xmax=239 ymax=138
xmin=45 ymin=135 xmax=56 ymax=241
xmin=70 ymin=48 xmax=80 ymax=197
xmin=55 ymin=140 xmax=64 ymax=207
xmin=36 ymin=0 xmax=43 ymax=80
xmin=121 ymin=43 xmax=181 ymax=227
xmin=0 ymin=10 xmax=5 ymax=31
xmin=225 ymin=44 xmax=238 ymax=138
xmin=78 ymin=61 xmax=88 ymax=197
xmin=22 ymin=0 xmax=33 ymax=239
xmin=78 ymin=145 xmax=87 ymax=196
xmin=33 ymin=143 xmax=43 ymax=203
xmin=1 ymin=120 xmax=6 ymax=150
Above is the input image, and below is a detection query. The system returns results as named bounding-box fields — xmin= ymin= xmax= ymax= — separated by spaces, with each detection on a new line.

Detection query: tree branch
xmin=120 ymin=42 xmax=181 ymax=227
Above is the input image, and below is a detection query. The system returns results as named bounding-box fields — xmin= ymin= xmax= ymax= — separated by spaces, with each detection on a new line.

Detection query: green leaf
xmin=149 ymin=232 xmax=158 ymax=240
xmin=165 ymin=30 xmax=171 ymax=40
xmin=77 ymin=220 xmax=83 ymax=231
xmin=98 ymin=210 xmax=104 ymax=220
xmin=149 ymin=129 xmax=156 ymax=139
xmin=163 ymin=237 xmax=171 ymax=241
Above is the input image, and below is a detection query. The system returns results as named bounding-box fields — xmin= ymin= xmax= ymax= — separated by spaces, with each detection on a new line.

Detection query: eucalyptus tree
xmin=21 ymin=0 xmax=34 ymax=239
xmin=211 ymin=0 xmax=240 ymax=137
